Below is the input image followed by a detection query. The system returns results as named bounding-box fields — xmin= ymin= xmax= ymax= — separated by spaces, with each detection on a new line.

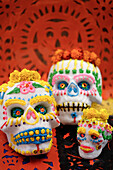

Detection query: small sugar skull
xmin=77 ymin=108 xmax=113 ymax=159
xmin=48 ymin=49 xmax=102 ymax=125
xmin=0 ymin=69 xmax=60 ymax=156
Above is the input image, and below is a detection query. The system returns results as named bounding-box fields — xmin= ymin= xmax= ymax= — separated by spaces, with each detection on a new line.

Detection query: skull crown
xmin=48 ymin=48 xmax=102 ymax=125
xmin=0 ymin=69 xmax=60 ymax=156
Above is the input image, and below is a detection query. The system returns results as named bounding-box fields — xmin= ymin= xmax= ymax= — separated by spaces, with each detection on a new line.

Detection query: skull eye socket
xmin=34 ymin=105 xmax=47 ymax=115
xmin=58 ymin=81 xmax=68 ymax=90
xmin=78 ymin=81 xmax=90 ymax=91
xmin=80 ymin=133 xmax=85 ymax=138
xmin=11 ymin=107 xmax=24 ymax=118
xmin=91 ymin=135 xmax=98 ymax=140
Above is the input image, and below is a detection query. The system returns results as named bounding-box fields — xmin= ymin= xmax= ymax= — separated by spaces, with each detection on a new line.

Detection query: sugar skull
xmin=0 ymin=69 xmax=60 ymax=156
xmin=77 ymin=108 xmax=113 ymax=159
xmin=48 ymin=49 xmax=102 ymax=125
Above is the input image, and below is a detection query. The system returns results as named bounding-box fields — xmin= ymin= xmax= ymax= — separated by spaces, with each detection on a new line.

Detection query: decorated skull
xmin=0 ymin=69 xmax=60 ymax=156
xmin=77 ymin=108 xmax=113 ymax=159
xmin=48 ymin=49 xmax=102 ymax=125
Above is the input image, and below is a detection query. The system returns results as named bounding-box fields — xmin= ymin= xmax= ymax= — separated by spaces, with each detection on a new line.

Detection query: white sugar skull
xmin=0 ymin=69 xmax=60 ymax=156
xmin=48 ymin=49 xmax=102 ymax=125
xmin=77 ymin=108 xmax=113 ymax=159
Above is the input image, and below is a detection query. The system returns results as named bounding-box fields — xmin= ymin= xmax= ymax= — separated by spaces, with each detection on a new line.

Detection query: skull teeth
xmin=57 ymin=102 xmax=90 ymax=112
xmin=13 ymin=128 xmax=52 ymax=146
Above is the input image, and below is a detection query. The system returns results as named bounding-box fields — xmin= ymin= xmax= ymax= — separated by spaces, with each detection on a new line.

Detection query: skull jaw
xmin=58 ymin=110 xmax=85 ymax=125
xmin=6 ymin=126 xmax=53 ymax=156
xmin=78 ymin=145 xmax=102 ymax=159
xmin=56 ymin=100 xmax=91 ymax=125
xmin=8 ymin=140 xmax=52 ymax=156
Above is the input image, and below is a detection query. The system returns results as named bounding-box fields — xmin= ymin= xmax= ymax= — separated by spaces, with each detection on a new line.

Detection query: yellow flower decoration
xmin=8 ymin=81 xmax=15 ymax=87
xmin=82 ymin=108 xmax=98 ymax=120
xmin=9 ymin=70 xmax=20 ymax=83
xmin=82 ymin=108 xmax=110 ymax=123
xmin=30 ymin=71 xmax=41 ymax=81
xmin=100 ymin=109 xmax=109 ymax=122
xmin=20 ymin=69 xmax=31 ymax=81
xmin=0 ymin=83 xmax=8 ymax=92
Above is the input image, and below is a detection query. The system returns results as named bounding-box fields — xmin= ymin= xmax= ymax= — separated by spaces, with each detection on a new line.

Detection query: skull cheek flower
xmin=0 ymin=69 xmax=60 ymax=156
xmin=77 ymin=108 xmax=113 ymax=159
xmin=48 ymin=49 xmax=102 ymax=125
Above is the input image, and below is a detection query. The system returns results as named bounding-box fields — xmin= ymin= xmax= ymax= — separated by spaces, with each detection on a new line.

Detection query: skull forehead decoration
xmin=0 ymin=69 xmax=60 ymax=156
xmin=48 ymin=49 xmax=102 ymax=125
xmin=77 ymin=108 xmax=113 ymax=159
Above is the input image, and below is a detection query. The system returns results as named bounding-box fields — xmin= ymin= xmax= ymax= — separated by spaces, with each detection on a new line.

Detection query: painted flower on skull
xmin=17 ymin=81 xmax=35 ymax=94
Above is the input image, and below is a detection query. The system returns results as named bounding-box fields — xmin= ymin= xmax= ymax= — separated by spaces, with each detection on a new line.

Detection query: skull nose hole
xmin=25 ymin=107 xmax=39 ymax=125
xmin=27 ymin=110 xmax=37 ymax=120
xmin=67 ymin=83 xmax=79 ymax=97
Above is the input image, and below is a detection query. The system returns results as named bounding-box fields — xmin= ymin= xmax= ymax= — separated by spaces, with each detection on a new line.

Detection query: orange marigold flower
xmin=90 ymin=52 xmax=98 ymax=61
xmin=63 ymin=50 xmax=71 ymax=60
xmin=71 ymin=48 xmax=83 ymax=59
xmin=51 ymin=55 xmax=57 ymax=64
xmin=95 ymin=58 xmax=101 ymax=67
xmin=51 ymin=49 xmax=63 ymax=64
xmin=83 ymin=50 xmax=91 ymax=62
xmin=54 ymin=49 xmax=63 ymax=57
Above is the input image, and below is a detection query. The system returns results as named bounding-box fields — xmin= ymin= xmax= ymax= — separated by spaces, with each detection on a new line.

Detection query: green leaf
xmin=32 ymin=83 xmax=44 ymax=88
xmin=59 ymin=70 xmax=64 ymax=74
xmin=98 ymin=129 xmax=102 ymax=133
xmin=72 ymin=69 xmax=77 ymax=74
xmin=79 ymin=69 xmax=84 ymax=73
xmin=7 ymin=87 xmax=20 ymax=95
xmin=86 ymin=69 xmax=91 ymax=74
xmin=48 ymin=69 xmax=58 ymax=86
xmin=65 ymin=69 xmax=70 ymax=74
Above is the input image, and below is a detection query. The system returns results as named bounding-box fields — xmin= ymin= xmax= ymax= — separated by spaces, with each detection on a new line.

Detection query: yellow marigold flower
xmin=100 ymin=109 xmax=109 ymax=121
xmin=9 ymin=70 xmax=20 ymax=83
xmin=20 ymin=69 xmax=30 ymax=81
xmin=30 ymin=71 xmax=41 ymax=81
xmin=8 ymin=81 xmax=15 ymax=87
xmin=83 ymin=108 xmax=98 ymax=120
xmin=0 ymin=83 xmax=8 ymax=92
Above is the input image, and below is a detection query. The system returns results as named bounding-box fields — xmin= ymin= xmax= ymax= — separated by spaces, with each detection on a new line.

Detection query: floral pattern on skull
xmin=77 ymin=108 xmax=113 ymax=159
xmin=48 ymin=49 xmax=102 ymax=125
xmin=0 ymin=69 xmax=60 ymax=156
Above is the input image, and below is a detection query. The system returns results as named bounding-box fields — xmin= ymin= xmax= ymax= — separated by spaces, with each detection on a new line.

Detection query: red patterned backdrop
xmin=0 ymin=0 xmax=113 ymax=170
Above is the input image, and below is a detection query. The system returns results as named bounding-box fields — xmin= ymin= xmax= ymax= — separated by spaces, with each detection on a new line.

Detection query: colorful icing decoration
xmin=0 ymin=69 xmax=60 ymax=156
xmin=77 ymin=108 xmax=113 ymax=159
xmin=48 ymin=48 xmax=102 ymax=125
